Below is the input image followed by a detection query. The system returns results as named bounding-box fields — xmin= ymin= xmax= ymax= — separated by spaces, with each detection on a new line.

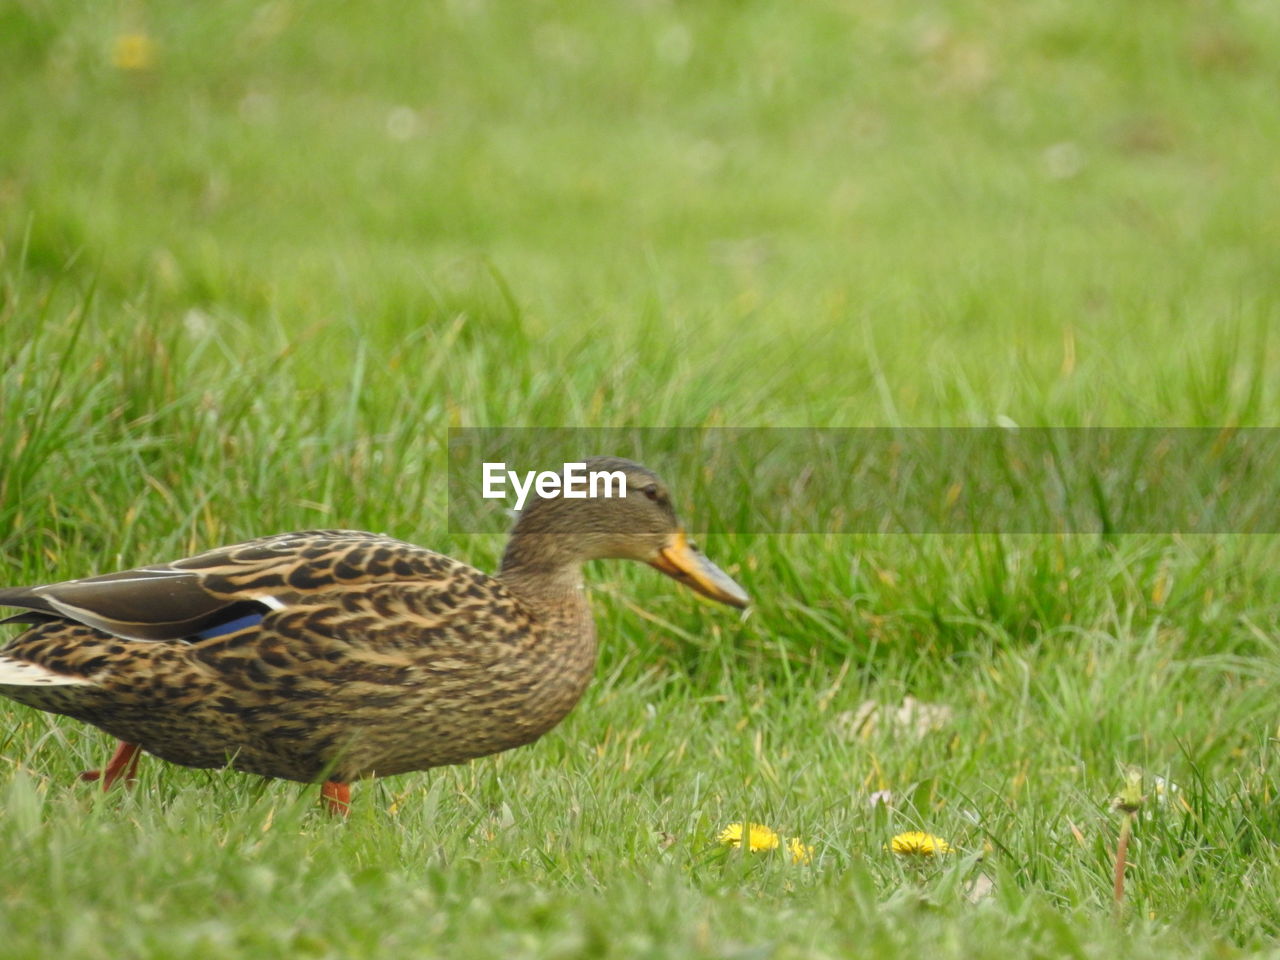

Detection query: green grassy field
xmin=4 ymin=1 xmax=1280 ymax=956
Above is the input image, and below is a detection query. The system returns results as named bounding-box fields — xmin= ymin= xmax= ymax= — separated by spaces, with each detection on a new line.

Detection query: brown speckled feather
xmin=0 ymin=530 xmax=596 ymax=782
xmin=0 ymin=458 xmax=748 ymax=796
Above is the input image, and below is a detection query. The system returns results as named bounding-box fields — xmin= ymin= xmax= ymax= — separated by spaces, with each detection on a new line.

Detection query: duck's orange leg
xmin=79 ymin=740 xmax=143 ymax=790
xmin=321 ymin=780 xmax=351 ymax=816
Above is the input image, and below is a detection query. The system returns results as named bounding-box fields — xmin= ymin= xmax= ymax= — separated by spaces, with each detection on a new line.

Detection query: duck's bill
xmin=648 ymin=531 xmax=750 ymax=609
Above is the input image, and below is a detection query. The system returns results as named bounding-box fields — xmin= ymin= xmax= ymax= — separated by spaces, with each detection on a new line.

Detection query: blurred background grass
xmin=4 ymin=0 xmax=1279 ymax=425
xmin=4 ymin=2 xmax=1280 ymax=957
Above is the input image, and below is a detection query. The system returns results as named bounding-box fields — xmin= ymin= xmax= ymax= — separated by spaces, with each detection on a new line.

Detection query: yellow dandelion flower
xmin=786 ymin=837 xmax=815 ymax=864
xmin=889 ymin=831 xmax=953 ymax=856
xmin=111 ymin=33 xmax=155 ymax=72
xmin=718 ymin=822 xmax=780 ymax=853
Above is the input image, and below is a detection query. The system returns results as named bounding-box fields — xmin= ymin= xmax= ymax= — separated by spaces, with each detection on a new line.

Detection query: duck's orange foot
xmin=321 ymin=780 xmax=350 ymax=817
xmin=80 ymin=741 xmax=142 ymax=790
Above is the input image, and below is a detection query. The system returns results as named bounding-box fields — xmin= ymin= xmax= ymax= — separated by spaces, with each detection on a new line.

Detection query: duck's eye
xmin=642 ymin=484 xmax=660 ymax=501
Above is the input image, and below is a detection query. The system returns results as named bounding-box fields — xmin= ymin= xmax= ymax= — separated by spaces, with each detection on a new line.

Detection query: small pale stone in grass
xmin=832 ymin=696 xmax=954 ymax=742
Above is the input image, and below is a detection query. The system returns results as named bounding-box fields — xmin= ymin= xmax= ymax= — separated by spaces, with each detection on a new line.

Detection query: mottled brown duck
xmin=0 ymin=457 xmax=747 ymax=814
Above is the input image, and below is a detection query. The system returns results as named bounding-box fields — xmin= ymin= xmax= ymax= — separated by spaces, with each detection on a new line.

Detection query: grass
xmin=3 ymin=0 xmax=1280 ymax=956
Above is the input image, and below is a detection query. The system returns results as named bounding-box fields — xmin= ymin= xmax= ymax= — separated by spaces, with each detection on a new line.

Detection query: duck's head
xmin=500 ymin=457 xmax=749 ymax=608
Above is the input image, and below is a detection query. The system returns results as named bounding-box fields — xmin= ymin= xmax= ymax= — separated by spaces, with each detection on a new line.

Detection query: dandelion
xmin=786 ymin=837 xmax=814 ymax=864
xmin=889 ymin=831 xmax=953 ymax=856
xmin=1112 ymin=767 xmax=1145 ymax=907
xmin=1113 ymin=767 xmax=1145 ymax=815
xmin=111 ymin=32 xmax=155 ymax=72
xmin=718 ymin=822 xmax=780 ymax=853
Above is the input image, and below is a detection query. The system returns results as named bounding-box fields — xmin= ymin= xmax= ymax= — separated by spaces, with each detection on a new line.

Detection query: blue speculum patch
xmin=194 ymin=612 xmax=264 ymax=640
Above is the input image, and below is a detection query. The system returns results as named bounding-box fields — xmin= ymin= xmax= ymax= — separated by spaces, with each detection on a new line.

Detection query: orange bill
xmin=647 ymin=531 xmax=749 ymax=609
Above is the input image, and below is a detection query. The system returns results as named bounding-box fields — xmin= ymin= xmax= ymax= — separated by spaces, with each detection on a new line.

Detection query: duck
xmin=0 ymin=457 xmax=748 ymax=814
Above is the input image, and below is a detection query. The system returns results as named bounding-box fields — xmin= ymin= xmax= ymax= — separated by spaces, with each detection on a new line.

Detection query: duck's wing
xmin=0 ymin=529 xmax=468 ymax=643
